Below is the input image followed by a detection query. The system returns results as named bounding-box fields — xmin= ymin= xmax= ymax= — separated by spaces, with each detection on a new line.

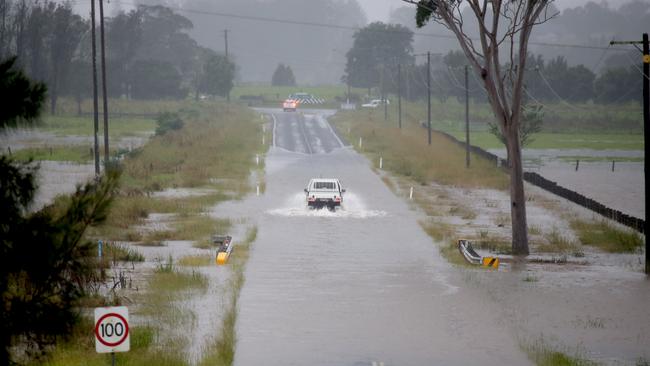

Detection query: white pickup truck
xmin=304 ymin=178 xmax=345 ymax=210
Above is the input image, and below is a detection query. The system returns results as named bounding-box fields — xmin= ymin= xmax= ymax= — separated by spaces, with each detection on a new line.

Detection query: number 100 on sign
xmin=94 ymin=306 xmax=130 ymax=353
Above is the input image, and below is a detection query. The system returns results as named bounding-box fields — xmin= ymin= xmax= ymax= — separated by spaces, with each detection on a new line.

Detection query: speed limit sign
xmin=94 ymin=306 xmax=130 ymax=353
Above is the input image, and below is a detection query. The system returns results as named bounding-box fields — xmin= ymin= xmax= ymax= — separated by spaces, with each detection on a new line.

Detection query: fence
xmin=432 ymin=128 xmax=645 ymax=234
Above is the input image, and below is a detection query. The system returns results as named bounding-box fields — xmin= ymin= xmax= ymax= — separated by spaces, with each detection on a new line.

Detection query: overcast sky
xmin=357 ymin=0 xmax=641 ymax=22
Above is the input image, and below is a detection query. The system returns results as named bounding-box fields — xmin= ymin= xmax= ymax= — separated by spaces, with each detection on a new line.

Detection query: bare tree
xmin=404 ymin=0 xmax=555 ymax=255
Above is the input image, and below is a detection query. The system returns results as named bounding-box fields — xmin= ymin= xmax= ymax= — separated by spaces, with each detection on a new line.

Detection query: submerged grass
xmin=178 ymin=254 xmax=213 ymax=267
xmin=199 ymin=226 xmax=257 ymax=366
xmin=537 ymin=228 xmax=581 ymax=254
xmin=101 ymin=242 xmax=145 ymax=262
xmin=93 ymin=101 xmax=262 ymax=245
xmin=570 ymin=219 xmax=644 ymax=253
xmin=418 ymin=220 xmax=468 ymax=266
xmin=522 ymin=337 xmax=596 ymax=366
xmin=34 ymin=101 xmax=265 ymax=366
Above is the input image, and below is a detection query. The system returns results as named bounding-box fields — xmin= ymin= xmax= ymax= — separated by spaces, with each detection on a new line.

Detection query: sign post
xmin=95 ymin=306 xmax=130 ymax=364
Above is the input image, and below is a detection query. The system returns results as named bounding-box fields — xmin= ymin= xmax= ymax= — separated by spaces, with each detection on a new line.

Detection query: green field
xmin=39 ymin=115 xmax=155 ymax=138
xmin=354 ymin=97 xmax=644 ymax=151
xmin=11 ymin=146 xmax=108 ymax=163
xmin=442 ymin=130 xmax=644 ymax=150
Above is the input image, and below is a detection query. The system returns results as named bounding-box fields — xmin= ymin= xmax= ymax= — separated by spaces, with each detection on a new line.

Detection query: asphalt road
xmin=232 ymin=109 xmax=530 ymax=365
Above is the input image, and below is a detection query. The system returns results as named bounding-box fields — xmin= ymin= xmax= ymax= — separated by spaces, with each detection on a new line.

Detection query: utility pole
xmin=347 ymin=83 xmax=351 ymax=104
xmin=465 ymin=65 xmax=470 ymax=168
xmin=381 ymin=64 xmax=387 ymax=121
xmin=427 ymin=51 xmax=431 ymax=145
xmin=224 ymin=29 xmax=230 ymax=102
xmin=611 ymin=33 xmax=649 ymax=275
xmin=405 ymin=64 xmax=410 ymax=117
xmin=643 ymin=33 xmax=650 ymax=275
xmin=91 ymin=0 xmax=99 ymax=176
xmin=99 ymin=0 xmax=109 ymax=166
xmin=398 ymin=63 xmax=402 ymax=129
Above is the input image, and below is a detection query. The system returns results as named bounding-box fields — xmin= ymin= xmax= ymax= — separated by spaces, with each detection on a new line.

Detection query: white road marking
xmin=271 ymin=113 xmax=277 ymax=147
xmin=297 ymin=114 xmax=313 ymax=154
xmin=320 ymin=115 xmax=345 ymax=148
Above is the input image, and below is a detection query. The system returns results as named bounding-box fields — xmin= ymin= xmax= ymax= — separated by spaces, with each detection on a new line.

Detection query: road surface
xmin=232 ymin=109 xmax=530 ymax=365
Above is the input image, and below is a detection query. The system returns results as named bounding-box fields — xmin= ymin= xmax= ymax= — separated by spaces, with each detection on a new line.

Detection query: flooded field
xmin=489 ymin=148 xmax=645 ymax=219
xmin=0 ymin=127 xmax=150 ymax=210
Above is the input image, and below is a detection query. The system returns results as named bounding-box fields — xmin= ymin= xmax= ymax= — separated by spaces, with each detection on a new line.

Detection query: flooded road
xmin=233 ymin=110 xmax=529 ymax=365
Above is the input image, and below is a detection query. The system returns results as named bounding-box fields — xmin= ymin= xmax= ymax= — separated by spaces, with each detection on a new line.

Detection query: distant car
xmin=304 ymin=178 xmax=345 ymax=210
xmin=361 ymin=99 xmax=389 ymax=108
xmin=283 ymin=99 xmax=298 ymax=112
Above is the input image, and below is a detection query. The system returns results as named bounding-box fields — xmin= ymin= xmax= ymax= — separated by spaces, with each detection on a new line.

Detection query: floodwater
xmin=32 ymin=161 xmax=95 ymax=210
xmin=232 ymin=110 xmax=530 ymax=365
xmin=0 ymin=127 xmax=150 ymax=211
xmin=489 ymin=148 xmax=645 ymax=219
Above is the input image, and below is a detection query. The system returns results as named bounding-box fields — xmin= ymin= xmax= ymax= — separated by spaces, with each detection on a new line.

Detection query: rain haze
xmin=0 ymin=0 xmax=649 ymax=365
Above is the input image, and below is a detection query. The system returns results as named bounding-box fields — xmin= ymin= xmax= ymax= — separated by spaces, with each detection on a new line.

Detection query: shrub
xmin=155 ymin=112 xmax=183 ymax=136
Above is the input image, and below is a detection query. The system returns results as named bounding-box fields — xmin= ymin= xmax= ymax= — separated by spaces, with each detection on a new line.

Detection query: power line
xmin=107 ymin=0 xmax=632 ymax=53
xmin=537 ymin=69 xmax=590 ymax=112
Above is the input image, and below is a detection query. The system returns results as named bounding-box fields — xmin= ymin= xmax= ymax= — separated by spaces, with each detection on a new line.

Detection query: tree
xmin=271 ymin=63 xmax=296 ymax=86
xmin=62 ymin=59 xmax=91 ymax=116
xmin=199 ymin=53 xmax=235 ymax=98
xmin=106 ymin=9 xmax=143 ymax=98
xmin=48 ymin=3 xmax=86 ymax=114
xmin=0 ymin=57 xmax=46 ymax=127
xmin=489 ymin=102 xmax=544 ymax=148
xmin=595 ymin=66 xmax=640 ymax=104
xmin=1 ymin=56 xmax=119 ymax=364
xmin=408 ymin=0 xmax=554 ymax=255
xmin=344 ymin=22 xmax=414 ymax=93
xmin=155 ymin=112 xmax=183 ymax=136
xmin=24 ymin=1 xmax=53 ymax=82
xmin=130 ymin=59 xmax=186 ymax=100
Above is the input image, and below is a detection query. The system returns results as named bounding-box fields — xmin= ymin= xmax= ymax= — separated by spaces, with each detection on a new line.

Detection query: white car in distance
xmin=304 ymin=178 xmax=345 ymax=210
xmin=361 ymin=99 xmax=390 ymax=108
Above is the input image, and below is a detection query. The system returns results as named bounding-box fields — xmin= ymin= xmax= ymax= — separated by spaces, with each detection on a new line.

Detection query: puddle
xmin=151 ymin=188 xmax=218 ymax=199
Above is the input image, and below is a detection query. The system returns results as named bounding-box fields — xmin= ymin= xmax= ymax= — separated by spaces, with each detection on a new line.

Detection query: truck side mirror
xmin=341 ymin=189 xmax=346 ymax=193
xmin=304 ymin=188 xmax=308 ymax=193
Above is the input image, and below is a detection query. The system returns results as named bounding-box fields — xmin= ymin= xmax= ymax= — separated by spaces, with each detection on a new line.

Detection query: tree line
xmin=344 ymin=22 xmax=644 ymax=105
xmin=0 ymin=1 xmax=235 ymax=114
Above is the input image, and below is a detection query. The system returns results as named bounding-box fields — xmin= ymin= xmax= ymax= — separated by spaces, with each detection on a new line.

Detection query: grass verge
xmin=570 ymin=219 xmax=644 ymax=253
xmin=331 ymin=109 xmax=508 ymax=189
xmin=199 ymin=226 xmax=257 ymax=366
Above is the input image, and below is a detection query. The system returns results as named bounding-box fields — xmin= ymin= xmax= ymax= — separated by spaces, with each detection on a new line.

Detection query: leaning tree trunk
xmin=506 ymin=124 xmax=529 ymax=255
